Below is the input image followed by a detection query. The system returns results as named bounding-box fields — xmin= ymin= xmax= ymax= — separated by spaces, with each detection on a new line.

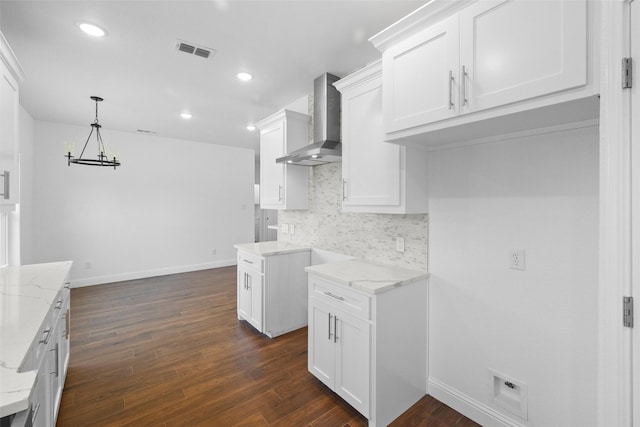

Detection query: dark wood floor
xmin=57 ymin=266 xmax=480 ymax=427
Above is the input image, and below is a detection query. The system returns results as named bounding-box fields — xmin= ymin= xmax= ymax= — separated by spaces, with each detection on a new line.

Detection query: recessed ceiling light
xmin=237 ymin=72 xmax=253 ymax=81
xmin=246 ymin=125 xmax=256 ymax=131
xmin=77 ymin=22 xmax=107 ymax=37
xmin=181 ymin=112 xmax=192 ymax=119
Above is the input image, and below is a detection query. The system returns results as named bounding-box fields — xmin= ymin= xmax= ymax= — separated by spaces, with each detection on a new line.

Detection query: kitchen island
xmin=0 ymin=261 xmax=72 ymax=426
xmin=234 ymin=241 xmax=311 ymax=338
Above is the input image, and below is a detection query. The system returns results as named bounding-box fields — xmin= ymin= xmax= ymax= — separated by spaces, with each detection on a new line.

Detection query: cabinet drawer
xmin=310 ymin=276 xmax=370 ymax=320
xmin=237 ymin=251 xmax=264 ymax=273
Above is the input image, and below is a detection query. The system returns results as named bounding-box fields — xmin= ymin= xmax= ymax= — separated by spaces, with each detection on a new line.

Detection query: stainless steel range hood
xmin=276 ymin=73 xmax=341 ymax=166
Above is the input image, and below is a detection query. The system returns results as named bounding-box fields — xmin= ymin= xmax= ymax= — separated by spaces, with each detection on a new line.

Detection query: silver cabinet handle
xmin=278 ymin=185 xmax=283 ymax=201
xmin=50 ymin=343 xmax=59 ymax=377
xmin=462 ymin=65 xmax=468 ymax=106
xmin=342 ymin=179 xmax=348 ymax=201
xmin=39 ymin=328 xmax=52 ymax=345
xmin=0 ymin=170 xmax=9 ymax=200
xmin=247 ymin=274 xmax=251 ymax=290
xmin=448 ymin=70 xmax=454 ymax=110
xmin=334 ymin=316 xmax=338 ymax=343
xmin=54 ymin=299 xmax=63 ymax=310
xmin=64 ymin=282 xmax=70 ymax=289
xmin=323 ymin=291 xmax=345 ymax=301
xmin=65 ymin=310 xmax=70 ymax=340
xmin=328 ymin=313 xmax=333 ymax=341
xmin=32 ymin=402 xmax=41 ymax=425
xmin=243 ymin=259 xmax=254 ymax=265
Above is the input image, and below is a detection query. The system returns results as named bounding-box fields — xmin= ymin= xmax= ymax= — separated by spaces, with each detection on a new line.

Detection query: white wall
xmin=428 ymin=127 xmax=599 ymax=426
xmin=18 ymin=105 xmax=35 ymax=264
xmin=33 ymin=121 xmax=254 ymax=286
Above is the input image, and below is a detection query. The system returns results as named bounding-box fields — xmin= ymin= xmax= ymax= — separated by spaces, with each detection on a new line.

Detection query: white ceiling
xmin=0 ymin=0 xmax=424 ymax=155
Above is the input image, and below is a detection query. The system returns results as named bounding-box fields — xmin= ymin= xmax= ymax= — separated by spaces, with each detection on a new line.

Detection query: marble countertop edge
xmin=0 ymin=369 xmax=36 ymax=417
xmin=305 ymin=259 xmax=428 ymax=294
xmin=234 ymin=241 xmax=311 ymax=257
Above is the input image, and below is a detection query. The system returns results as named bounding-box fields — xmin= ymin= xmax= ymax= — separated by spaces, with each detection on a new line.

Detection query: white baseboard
xmin=70 ymin=259 xmax=237 ymax=288
xmin=428 ymin=378 xmax=525 ymax=427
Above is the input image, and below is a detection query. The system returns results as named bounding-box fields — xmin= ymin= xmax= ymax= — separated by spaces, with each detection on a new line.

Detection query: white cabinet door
xmin=257 ymin=110 xmax=310 ymax=210
xmin=259 ymin=124 xmax=285 ymax=208
xmin=237 ymin=267 xmax=263 ymax=331
xmin=237 ymin=268 xmax=252 ymax=321
xmin=383 ymin=14 xmax=459 ymax=132
xmin=0 ymin=62 xmax=19 ymax=206
xmin=341 ymin=71 xmax=401 ymax=208
xmin=459 ymin=0 xmax=587 ymax=113
xmin=334 ymin=309 xmax=370 ymax=418
xmin=308 ymin=296 xmax=371 ymax=417
xmin=246 ymin=269 xmax=263 ymax=331
xmin=308 ymin=298 xmax=335 ymax=388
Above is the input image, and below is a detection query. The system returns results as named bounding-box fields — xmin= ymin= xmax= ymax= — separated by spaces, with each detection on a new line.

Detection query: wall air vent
xmin=176 ymin=39 xmax=216 ymax=60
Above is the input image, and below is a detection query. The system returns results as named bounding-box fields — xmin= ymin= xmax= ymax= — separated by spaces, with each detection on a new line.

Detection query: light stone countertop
xmin=234 ymin=241 xmax=311 ymax=257
xmin=0 ymin=261 xmax=72 ymax=418
xmin=305 ymin=258 xmax=428 ymax=294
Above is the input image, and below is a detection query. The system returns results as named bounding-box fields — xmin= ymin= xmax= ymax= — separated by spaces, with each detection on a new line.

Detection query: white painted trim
xmin=631 ymin=0 xmax=640 ymax=424
xmin=368 ymin=0 xmax=475 ymax=52
xmin=428 ymin=378 xmax=525 ymax=427
xmin=69 ymin=259 xmax=236 ymax=288
xmin=427 ymin=119 xmax=599 ymax=152
xmin=598 ymin=0 xmax=633 ymax=426
xmin=0 ymin=31 xmax=25 ymax=82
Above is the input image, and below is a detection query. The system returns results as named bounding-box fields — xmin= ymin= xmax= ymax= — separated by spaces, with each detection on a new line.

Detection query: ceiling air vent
xmin=176 ymin=39 xmax=215 ymax=60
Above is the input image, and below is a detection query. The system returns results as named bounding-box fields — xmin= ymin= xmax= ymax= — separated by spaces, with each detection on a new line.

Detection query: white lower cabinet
xmin=307 ymin=272 xmax=427 ymax=427
xmin=309 ymin=297 xmax=370 ymax=416
xmin=235 ymin=244 xmax=311 ymax=338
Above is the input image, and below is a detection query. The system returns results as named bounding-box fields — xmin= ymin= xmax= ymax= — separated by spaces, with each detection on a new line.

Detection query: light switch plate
xmin=396 ymin=237 xmax=405 ymax=253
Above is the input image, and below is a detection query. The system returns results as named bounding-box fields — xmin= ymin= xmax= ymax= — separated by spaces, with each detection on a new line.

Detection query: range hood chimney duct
xmin=276 ymin=73 xmax=342 ymax=166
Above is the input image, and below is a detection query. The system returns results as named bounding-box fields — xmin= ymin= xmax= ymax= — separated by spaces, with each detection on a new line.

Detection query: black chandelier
xmin=66 ymin=96 xmax=121 ymax=169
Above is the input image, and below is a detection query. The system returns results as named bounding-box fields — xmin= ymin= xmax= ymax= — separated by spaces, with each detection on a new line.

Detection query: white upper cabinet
xmin=370 ymin=0 xmax=594 ymax=145
xmin=0 ymin=33 xmax=24 ymax=207
xmin=335 ymin=60 xmax=428 ymax=214
xmin=459 ymin=0 xmax=587 ymax=113
xmin=383 ymin=15 xmax=460 ymax=133
xmin=257 ymin=109 xmax=310 ymax=210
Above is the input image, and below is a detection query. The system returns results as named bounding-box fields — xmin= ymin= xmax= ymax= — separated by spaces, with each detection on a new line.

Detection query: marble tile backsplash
xmin=278 ymin=162 xmax=428 ymax=271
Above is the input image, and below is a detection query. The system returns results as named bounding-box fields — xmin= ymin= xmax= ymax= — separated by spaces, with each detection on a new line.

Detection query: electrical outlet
xmin=83 ymin=261 xmax=92 ymax=270
xmin=510 ymin=249 xmax=526 ymax=271
xmin=211 ymin=248 xmax=217 ymax=256
xmin=281 ymin=224 xmax=289 ymax=234
xmin=396 ymin=237 xmax=405 ymax=253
